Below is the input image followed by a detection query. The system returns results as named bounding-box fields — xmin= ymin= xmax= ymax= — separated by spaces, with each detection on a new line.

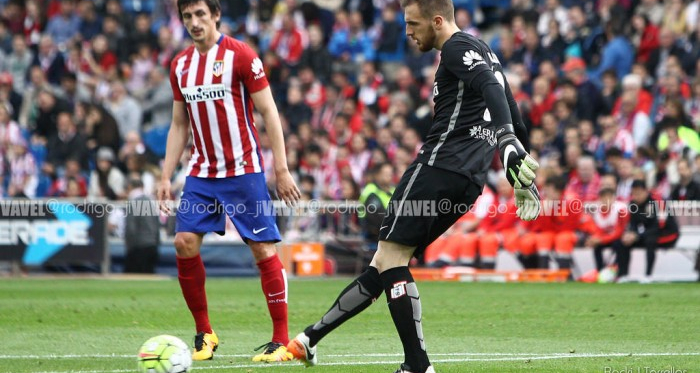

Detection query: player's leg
xmin=175 ymin=177 xmax=227 ymax=361
xmin=372 ymin=240 xmax=432 ymax=373
xmin=518 ymin=232 xmax=539 ymax=269
xmin=536 ymin=231 xmax=555 ymax=269
xmin=479 ymin=233 xmax=499 ymax=269
xmin=214 ymin=172 xmax=292 ymax=362
xmin=371 ymin=166 xmax=477 ymax=373
xmin=248 ymin=241 xmax=293 ymax=362
xmin=613 ymin=239 xmax=632 ymax=280
xmin=553 ymin=231 xmax=577 ymax=270
xmin=458 ymin=232 xmax=478 ymax=266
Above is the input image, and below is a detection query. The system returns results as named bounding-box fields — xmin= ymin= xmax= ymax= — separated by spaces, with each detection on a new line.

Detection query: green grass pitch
xmin=1 ymin=278 xmax=699 ymax=372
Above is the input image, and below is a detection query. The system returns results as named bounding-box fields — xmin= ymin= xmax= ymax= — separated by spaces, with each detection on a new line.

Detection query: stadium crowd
xmin=0 ymin=0 xmax=700 ymax=277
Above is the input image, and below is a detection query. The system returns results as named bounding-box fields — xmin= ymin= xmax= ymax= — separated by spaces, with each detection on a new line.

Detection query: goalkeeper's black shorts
xmin=377 ymin=161 xmax=483 ymax=258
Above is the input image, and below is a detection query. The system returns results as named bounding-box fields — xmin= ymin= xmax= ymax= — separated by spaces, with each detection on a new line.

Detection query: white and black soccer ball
xmin=137 ymin=335 xmax=192 ymax=373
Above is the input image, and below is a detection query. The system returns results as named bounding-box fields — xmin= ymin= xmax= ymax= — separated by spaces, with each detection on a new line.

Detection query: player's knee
xmin=174 ymin=234 xmax=200 ymax=258
xmin=249 ymin=241 xmax=277 ymax=262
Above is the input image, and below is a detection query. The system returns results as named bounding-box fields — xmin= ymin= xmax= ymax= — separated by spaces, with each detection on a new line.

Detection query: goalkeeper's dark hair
xmin=400 ymin=0 xmax=455 ymax=23
xmin=177 ymin=0 xmax=221 ymax=28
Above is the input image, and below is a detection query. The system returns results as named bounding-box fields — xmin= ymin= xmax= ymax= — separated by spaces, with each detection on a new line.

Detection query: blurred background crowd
xmin=0 ymin=0 xmax=699 ymax=262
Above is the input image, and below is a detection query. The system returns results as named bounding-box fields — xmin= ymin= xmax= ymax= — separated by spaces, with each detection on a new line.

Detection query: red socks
xmin=177 ymin=255 xmax=212 ymax=334
xmin=257 ymin=254 xmax=289 ymax=345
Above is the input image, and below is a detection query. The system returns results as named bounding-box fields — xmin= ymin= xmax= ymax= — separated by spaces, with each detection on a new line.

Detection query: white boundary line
xmin=10 ymin=352 xmax=700 ymax=373
xmin=2 ymin=352 xmax=699 ymax=359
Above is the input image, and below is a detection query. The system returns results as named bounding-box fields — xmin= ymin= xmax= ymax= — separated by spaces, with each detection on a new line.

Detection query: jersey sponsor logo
xmin=251 ymin=57 xmax=265 ymax=80
xmin=487 ymin=52 xmax=500 ymax=65
xmin=469 ymin=125 xmax=497 ymax=147
xmin=181 ymin=84 xmax=226 ymax=103
xmin=463 ymin=50 xmax=486 ymax=70
xmin=390 ymin=281 xmax=407 ymax=299
xmin=212 ymin=60 xmax=224 ymax=77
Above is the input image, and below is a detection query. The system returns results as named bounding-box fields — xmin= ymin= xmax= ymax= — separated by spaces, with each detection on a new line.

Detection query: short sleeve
xmin=441 ymin=38 xmax=492 ymax=89
xmin=169 ymin=58 xmax=184 ymax=102
xmin=235 ymin=44 xmax=269 ymax=94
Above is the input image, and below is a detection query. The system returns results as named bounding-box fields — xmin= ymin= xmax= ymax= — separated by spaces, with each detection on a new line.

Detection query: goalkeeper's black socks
xmin=304 ymin=266 xmax=382 ymax=347
xmin=381 ymin=266 xmax=431 ymax=373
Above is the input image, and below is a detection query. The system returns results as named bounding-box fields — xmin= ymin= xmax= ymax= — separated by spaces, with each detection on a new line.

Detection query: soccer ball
xmin=137 ymin=335 xmax=192 ymax=373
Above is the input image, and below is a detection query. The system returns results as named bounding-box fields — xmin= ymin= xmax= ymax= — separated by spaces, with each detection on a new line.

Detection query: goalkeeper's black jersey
xmin=414 ymin=31 xmax=508 ymax=187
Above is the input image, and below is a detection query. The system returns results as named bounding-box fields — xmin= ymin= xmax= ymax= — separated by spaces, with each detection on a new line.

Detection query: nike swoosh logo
xmin=379 ymin=225 xmax=389 ymax=230
xmin=268 ymin=290 xmax=285 ymax=297
xmin=253 ymin=227 xmax=268 ymax=234
xmin=503 ymin=144 xmax=517 ymax=170
xmin=307 ymin=349 xmax=315 ymax=361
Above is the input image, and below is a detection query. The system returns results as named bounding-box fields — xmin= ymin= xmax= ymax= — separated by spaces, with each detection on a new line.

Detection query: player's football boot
xmin=192 ymin=331 xmax=219 ymax=361
xmin=286 ymin=332 xmax=317 ymax=366
xmin=393 ymin=364 xmax=436 ymax=373
xmin=252 ymin=342 xmax=293 ymax=362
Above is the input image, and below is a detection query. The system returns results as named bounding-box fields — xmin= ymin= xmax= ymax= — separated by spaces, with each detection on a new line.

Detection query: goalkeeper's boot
xmin=252 ymin=342 xmax=293 ymax=362
xmin=394 ymin=364 xmax=436 ymax=373
xmin=287 ymin=332 xmax=317 ymax=366
xmin=192 ymin=331 xmax=219 ymax=361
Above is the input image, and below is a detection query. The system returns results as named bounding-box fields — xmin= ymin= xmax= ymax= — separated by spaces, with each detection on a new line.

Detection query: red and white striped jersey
xmin=170 ymin=35 xmax=268 ymax=178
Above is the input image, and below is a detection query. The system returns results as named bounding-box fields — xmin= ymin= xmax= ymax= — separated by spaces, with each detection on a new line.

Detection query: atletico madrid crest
xmin=212 ymin=60 xmax=224 ymax=77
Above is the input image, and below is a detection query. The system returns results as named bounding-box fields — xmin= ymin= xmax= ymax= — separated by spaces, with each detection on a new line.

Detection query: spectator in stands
xmin=125 ymin=153 xmax=156 ymax=197
xmin=657 ymin=116 xmax=700 ymax=160
xmin=19 ymin=66 xmax=52 ymax=131
xmin=123 ymin=175 xmax=160 ymax=274
xmin=583 ymin=187 xmax=629 ymax=271
xmin=298 ymin=65 xmax=326 ymax=111
xmin=596 ymin=114 xmax=635 ymax=162
xmin=23 ymin=0 xmax=42 ymax=51
xmin=139 ymin=67 xmax=174 ymax=129
xmin=285 ymin=84 xmax=312 ymax=133
xmin=44 ymin=0 xmax=80 ymax=50
xmin=670 ymin=158 xmax=700 ymax=201
xmin=46 ymin=158 xmax=88 ymax=197
xmin=358 ymin=162 xmax=395 ymax=246
xmin=528 ymin=75 xmax=556 ymax=127
xmin=562 ymin=57 xmax=604 ymax=122
xmin=514 ymin=25 xmax=547 ymax=77
xmin=124 ymin=13 xmax=158 ymax=62
xmin=600 ymin=70 xmax=620 ymax=116
xmin=126 ymin=43 xmax=156 ymax=95
xmin=269 ymin=12 xmax=305 ymax=68
xmin=6 ymin=138 xmax=37 ymax=198
xmin=32 ymin=88 xmax=70 ymax=142
xmin=615 ymin=158 xmax=635 ymax=202
xmin=348 ymin=133 xmax=370 ymax=185
xmin=617 ymin=90 xmax=652 ymax=147
xmin=45 ymin=111 xmax=88 ymax=171
xmin=590 ymin=21 xmax=634 ymax=86
xmin=298 ymin=25 xmax=332 ymax=84
xmin=537 ymin=0 xmax=569 ymax=37
xmin=635 ymin=0 xmax=664 ymax=26
xmin=32 ymin=35 xmax=66 ymax=86
xmin=5 ymin=34 xmax=33 ymax=93
xmin=77 ymin=1 xmax=103 ymax=42
xmin=376 ymin=6 xmax=406 ymax=69
xmin=631 ymin=14 xmax=659 ymax=65
xmin=578 ymin=119 xmax=599 ymax=155
xmin=101 ymin=14 xmax=127 ymax=58
xmin=647 ymin=28 xmax=686 ymax=81
xmin=617 ymin=180 xmax=680 ymax=283
xmin=328 ymin=11 xmax=375 ymax=75
xmin=83 ymin=34 xmax=119 ymax=84
xmin=80 ymin=103 xmax=120 ymax=156
xmin=0 ymin=103 xmax=20 ymax=153
xmin=57 ymin=72 xmax=90 ymax=109
xmin=613 ymin=74 xmax=653 ymax=116
xmin=89 ymin=147 xmax=125 ymax=200
xmin=105 ymin=80 xmax=143 ymax=139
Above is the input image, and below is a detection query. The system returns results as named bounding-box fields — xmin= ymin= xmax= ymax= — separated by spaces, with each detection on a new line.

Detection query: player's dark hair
xmin=177 ymin=0 xmax=222 ymax=28
xmin=400 ymin=0 xmax=455 ymax=22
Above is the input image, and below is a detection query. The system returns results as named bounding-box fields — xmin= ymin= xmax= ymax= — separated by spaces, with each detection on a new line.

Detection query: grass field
xmin=1 ymin=277 xmax=699 ymax=373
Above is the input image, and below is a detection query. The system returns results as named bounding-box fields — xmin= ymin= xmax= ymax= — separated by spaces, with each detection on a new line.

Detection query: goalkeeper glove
xmin=498 ymin=133 xmax=541 ymax=221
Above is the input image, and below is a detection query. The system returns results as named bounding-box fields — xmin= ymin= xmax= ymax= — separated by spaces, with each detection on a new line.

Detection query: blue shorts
xmin=176 ymin=174 xmax=282 ymax=243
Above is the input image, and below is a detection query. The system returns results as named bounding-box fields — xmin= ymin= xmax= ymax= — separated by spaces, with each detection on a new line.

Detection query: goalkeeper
xmin=287 ymin=0 xmax=540 ymax=371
